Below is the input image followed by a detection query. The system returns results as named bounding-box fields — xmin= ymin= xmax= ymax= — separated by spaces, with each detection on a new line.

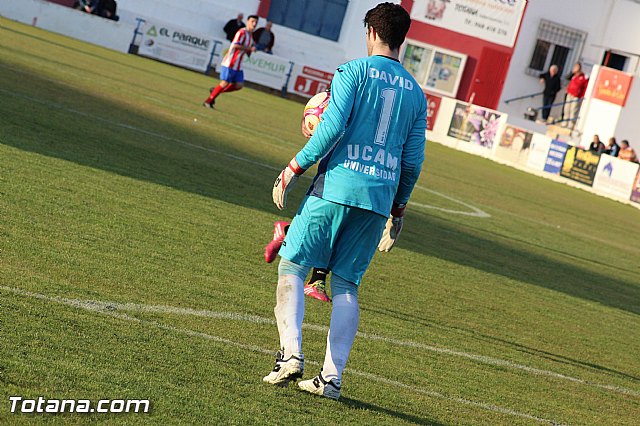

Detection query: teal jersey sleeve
xmin=295 ymin=64 xmax=358 ymax=170
xmin=294 ymin=56 xmax=427 ymax=217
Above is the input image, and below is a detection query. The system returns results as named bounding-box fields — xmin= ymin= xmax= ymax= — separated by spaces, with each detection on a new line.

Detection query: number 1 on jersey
xmin=374 ymin=88 xmax=396 ymax=147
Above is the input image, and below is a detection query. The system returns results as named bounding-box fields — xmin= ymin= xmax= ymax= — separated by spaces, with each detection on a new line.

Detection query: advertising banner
xmin=631 ymin=170 xmax=640 ymax=204
xmin=426 ymin=50 xmax=465 ymax=95
xmin=560 ymin=146 xmax=601 ymax=186
xmin=525 ymin=133 xmax=552 ymax=171
xmin=494 ymin=124 xmax=533 ymax=166
xmin=289 ymin=65 xmax=334 ymax=97
xmin=402 ymin=42 xmax=467 ymax=96
xmin=592 ymin=154 xmax=639 ymax=200
xmin=426 ymin=92 xmax=442 ymax=131
xmin=579 ymin=66 xmax=628 ymax=147
xmin=138 ymin=20 xmax=215 ymax=72
xmin=410 ymin=0 xmax=527 ymax=47
xmin=543 ymin=139 xmax=568 ymax=174
xmin=448 ymin=102 xmax=502 ymax=149
xmin=242 ymin=52 xmax=293 ymax=91
xmin=593 ymin=67 xmax=633 ymax=107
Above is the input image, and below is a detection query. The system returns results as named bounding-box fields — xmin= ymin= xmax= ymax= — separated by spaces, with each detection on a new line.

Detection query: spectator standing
xmin=618 ymin=140 xmax=638 ymax=163
xmin=254 ymin=21 xmax=275 ymax=54
xmin=224 ymin=13 xmax=245 ymax=42
xmin=605 ymin=137 xmax=620 ymax=157
xmin=563 ymin=62 xmax=588 ymax=130
xmin=538 ymin=64 xmax=561 ymax=122
xmin=588 ymin=135 xmax=605 ymax=154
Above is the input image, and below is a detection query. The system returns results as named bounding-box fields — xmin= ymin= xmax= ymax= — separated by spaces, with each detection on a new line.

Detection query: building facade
xmin=36 ymin=0 xmax=640 ymax=148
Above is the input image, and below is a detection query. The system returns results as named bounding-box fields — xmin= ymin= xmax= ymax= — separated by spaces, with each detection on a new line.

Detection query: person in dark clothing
xmin=253 ymin=21 xmax=275 ymax=53
xmin=539 ymin=64 xmax=561 ymax=122
xmin=97 ymin=0 xmax=118 ymax=21
xmin=605 ymin=137 xmax=620 ymax=157
xmin=224 ymin=13 xmax=245 ymax=42
xmin=73 ymin=0 xmax=99 ymax=14
xmin=589 ymin=135 xmax=606 ymax=154
xmin=73 ymin=0 xmax=118 ymax=21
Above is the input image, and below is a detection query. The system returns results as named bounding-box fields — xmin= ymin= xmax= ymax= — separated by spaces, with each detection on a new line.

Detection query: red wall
xmin=257 ymin=0 xmax=271 ymax=18
xmin=400 ymin=0 xmax=521 ymax=110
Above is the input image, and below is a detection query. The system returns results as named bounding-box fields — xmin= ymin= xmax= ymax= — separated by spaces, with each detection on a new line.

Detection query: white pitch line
xmin=414 ymin=186 xmax=491 ymax=218
xmin=1 ymin=286 xmax=637 ymax=399
xmin=0 ymin=87 xmax=488 ymax=218
xmin=2 ymin=286 xmax=565 ymax=425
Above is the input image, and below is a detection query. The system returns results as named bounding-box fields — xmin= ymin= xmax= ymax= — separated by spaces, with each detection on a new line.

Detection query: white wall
xmin=499 ymin=0 xmax=610 ymax=114
xmin=603 ymin=0 xmax=640 ymax=148
xmin=338 ymin=0 xmax=401 ymax=62
xmin=499 ymin=0 xmax=640 ymax=151
xmin=0 ymin=0 xmax=401 ymax=92
xmin=1 ymin=0 xmax=396 ymax=76
xmin=118 ymin=0 xmax=260 ymax=45
xmin=0 ymin=0 xmax=134 ymax=52
xmin=117 ymin=0 xmax=388 ymax=72
xmin=602 ymin=0 xmax=640 ymax=58
xmin=614 ymin=80 xmax=640 ymax=146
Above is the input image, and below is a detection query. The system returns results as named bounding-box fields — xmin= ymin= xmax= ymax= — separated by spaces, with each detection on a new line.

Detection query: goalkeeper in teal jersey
xmin=264 ymin=3 xmax=427 ymax=399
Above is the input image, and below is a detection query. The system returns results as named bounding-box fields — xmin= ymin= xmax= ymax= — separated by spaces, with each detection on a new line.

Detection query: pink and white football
xmin=303 ymin=91 xmax=331 ymax=136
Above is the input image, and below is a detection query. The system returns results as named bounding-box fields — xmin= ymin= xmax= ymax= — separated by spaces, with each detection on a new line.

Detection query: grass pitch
xmin=1 ymin=18 xmax=639 ymax=425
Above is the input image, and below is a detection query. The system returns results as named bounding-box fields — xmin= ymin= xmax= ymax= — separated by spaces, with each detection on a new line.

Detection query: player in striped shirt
xmin=203 ymin=15 xmax=258 ymax=108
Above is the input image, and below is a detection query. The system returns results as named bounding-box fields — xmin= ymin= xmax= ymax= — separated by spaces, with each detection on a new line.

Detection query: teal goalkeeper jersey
xmin=295 ymin=55 xmax=427 ymax=217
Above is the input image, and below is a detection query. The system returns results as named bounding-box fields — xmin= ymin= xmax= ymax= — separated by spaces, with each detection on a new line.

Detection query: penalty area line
xmin=1 ymin=286 xmax=566 ymax=425
xmin=414 ymin=186 xmax=491 ymax=218
xmin=1 ymin=285 xmax=636 ymax=399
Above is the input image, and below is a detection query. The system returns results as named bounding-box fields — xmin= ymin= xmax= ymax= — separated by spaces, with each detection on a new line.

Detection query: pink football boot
xmin=264 ymin=221 xmax=290 ymax=263
xmin=304 ymin=279 xmax=331 ymax=303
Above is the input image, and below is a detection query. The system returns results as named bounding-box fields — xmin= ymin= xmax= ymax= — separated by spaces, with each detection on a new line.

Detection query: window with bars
xmin=527 ymin=20 xmax=586 ymax=77
xmin=267 ymin=0 xmax=348 ymax=42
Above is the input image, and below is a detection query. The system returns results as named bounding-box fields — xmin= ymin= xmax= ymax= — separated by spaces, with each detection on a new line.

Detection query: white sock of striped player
xmin=274 ymin=273 xmax=305 ymax=358
xmin=322 ymin=293 xmax=359 ymax=381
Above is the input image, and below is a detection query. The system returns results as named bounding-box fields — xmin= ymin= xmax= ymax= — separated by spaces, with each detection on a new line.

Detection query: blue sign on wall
xmin=544 ymin=140 xmax=568 ymax=174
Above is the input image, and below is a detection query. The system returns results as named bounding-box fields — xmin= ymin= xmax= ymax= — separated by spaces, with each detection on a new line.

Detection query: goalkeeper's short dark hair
xmin=363 ymin=3 xmax=411 ymax=51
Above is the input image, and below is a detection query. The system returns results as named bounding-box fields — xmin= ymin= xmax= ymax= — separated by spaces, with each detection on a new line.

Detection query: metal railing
xmin=528 ymin=97 xmax=582 ymax=113
xmin=522 ymin=97 xmax=583 ymax=126
xmin=504 ymin=91 xmax=543 ymax=104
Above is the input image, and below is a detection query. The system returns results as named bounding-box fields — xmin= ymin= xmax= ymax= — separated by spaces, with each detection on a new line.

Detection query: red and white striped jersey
xmin=221 ymin=28 xmax=254 ymax=71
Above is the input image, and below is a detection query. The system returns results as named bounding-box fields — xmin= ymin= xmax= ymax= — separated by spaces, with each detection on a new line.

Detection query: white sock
xmin=274 ymin=273 xmax=305 ymax=358
xmin=322 ymin=293 xmax=359 ymax=382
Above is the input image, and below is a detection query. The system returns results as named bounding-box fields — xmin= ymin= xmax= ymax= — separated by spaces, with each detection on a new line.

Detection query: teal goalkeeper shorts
xmin=279 ymin=195 xmax=387 ymax=285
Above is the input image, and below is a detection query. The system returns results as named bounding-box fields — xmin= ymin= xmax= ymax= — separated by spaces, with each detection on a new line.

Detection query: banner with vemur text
xmin=241 ymin=52 xmax=293 ymax=91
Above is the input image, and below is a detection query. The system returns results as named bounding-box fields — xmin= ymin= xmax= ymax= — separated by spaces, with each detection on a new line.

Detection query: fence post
xmin=128 ymin=18 xmax=145 ymax=54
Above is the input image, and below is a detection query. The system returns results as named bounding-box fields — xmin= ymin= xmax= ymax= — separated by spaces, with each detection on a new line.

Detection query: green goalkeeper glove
xmin=378 ymin=203 xmax=406 ymax=252
xmin=272 ymin=158 xmax=305 ymax=210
